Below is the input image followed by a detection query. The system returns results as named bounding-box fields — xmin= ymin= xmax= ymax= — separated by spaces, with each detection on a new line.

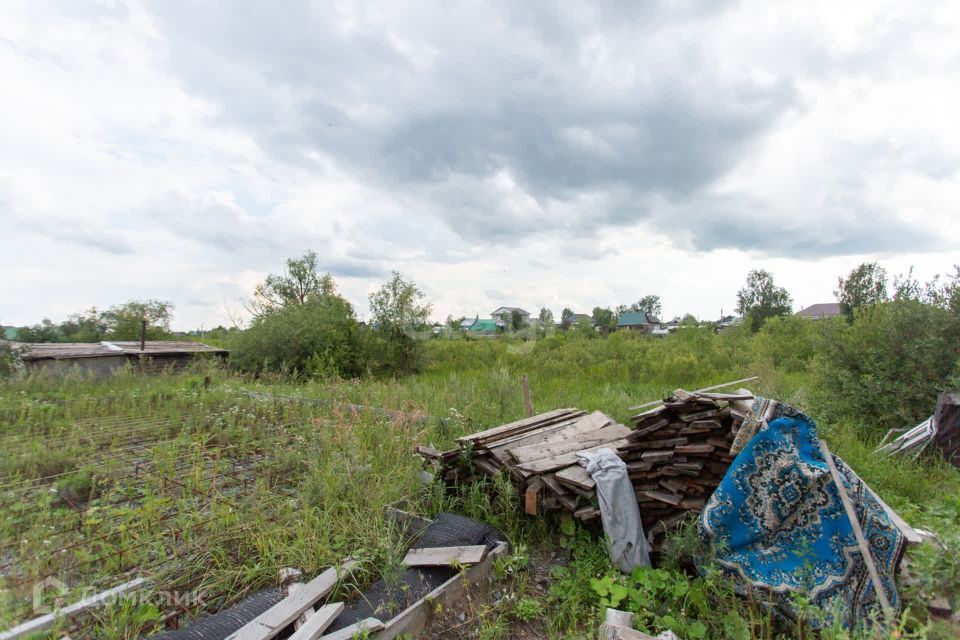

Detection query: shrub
xmin=229 ymin=297 xmax=366 ymax=378
xmin=813 ymin=300 xmax=960 ymax=430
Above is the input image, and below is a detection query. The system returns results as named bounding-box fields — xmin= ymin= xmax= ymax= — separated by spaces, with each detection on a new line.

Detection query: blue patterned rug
xmin=698 ymin=399 xmax=905 ymax=629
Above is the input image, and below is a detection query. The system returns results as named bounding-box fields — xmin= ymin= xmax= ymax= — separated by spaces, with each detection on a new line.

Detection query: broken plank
xmin=675 ymin=444 xmax=715 ymax=455
xmin=402 ymin=545 xmax=488 ymax=567
xmin=287 ymin=603 xmax=345 ymax=640
xmin=228 ymin=560 xmax=358 ymax=640
xmin=640 ymin=449 xmax=674 ymax=462
xmin=516 ymin=435 xmax=631 ymax=474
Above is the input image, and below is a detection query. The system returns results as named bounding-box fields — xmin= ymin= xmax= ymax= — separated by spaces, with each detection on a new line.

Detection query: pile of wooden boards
xmin=418 ymin=408 xmax=632 ymax=521
xmin=618 ymin=389 xmax=753 ymax=546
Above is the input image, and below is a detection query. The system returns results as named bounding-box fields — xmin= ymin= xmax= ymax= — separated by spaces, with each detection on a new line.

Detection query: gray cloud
xmin=146 ymin=1 xmax=798 ymax=249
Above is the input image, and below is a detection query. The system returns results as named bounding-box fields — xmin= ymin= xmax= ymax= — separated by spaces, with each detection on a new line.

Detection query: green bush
xmin=229 ymin=297 xmax=367 ymax=378
xmin=813 ymin=300 xmax=960 ymax=430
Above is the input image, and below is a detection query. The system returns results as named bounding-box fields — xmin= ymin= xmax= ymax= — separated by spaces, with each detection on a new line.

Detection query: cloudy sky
xmin=1 ymin=1 xmax=957 ymax=329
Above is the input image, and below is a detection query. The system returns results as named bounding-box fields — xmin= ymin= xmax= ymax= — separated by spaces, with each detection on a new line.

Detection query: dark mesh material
xmin=325 ymin=513 xmax=506 ymax=633
xmin=146 ymin=587 xmax=285 ymax=640
xmin=144 ymin=513 xmax=506 ymax=638
xmin=412 ymin=512 xmax=507 ymax=551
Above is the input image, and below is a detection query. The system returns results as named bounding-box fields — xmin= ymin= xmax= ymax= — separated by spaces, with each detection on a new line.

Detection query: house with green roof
xmin=616 ymin=311 xmax=658 ymax=333
xmin=467 ymin=318 xmax=498 ymax=334
xmin=2 ymin=326 xmax=20 ymax=341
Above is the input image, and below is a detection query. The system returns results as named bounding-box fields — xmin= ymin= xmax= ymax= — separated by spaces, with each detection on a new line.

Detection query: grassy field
xmin=1 ymin=331 xmax=958 ymax=639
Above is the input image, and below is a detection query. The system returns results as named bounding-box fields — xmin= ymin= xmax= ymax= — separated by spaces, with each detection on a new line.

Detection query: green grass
xmin=1 ymin=331 xmax=958 ymax=639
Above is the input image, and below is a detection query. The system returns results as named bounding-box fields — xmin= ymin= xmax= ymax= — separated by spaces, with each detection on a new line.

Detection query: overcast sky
xmin=1 ymin=1 xmax=958 ymax=329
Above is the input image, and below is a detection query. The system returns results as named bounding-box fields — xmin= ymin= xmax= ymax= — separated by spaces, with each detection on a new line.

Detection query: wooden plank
xmin=818 ymin=440 xmax=893 ymax=617
xmin=675 ymin=444 xmax=715 ymax=455
xmin=522 ymin=374 xmax=533 ymax=417
xmin=0 ymin=578 xmax=149 ymax=640
xmin=287 ymin=603 xmax=345 ymax=640
xmin=516 ymin=435 xmax=631 ymax=474
xmin=376 ymin=542 xmax=509 ymax=640
xmin=525 ymin=477 xmax=543 ymax=515
xmin=320 ymin=618 xmax=384 ymax=640
xmin=500 ymin=412 xmax=612 ymax=459
xmin=642 ymin=490 xmax=683 ymax=506
xmin=228 ymin=560 xmax=358 ymax=640
xmin=487 ymin=415 xmax=588 ymax=458
xmin=458 ymin=408 xmax=579 ymax=445
xmin=508 ymin=422 xmax=625 ymax=463
xmin=556 ymin=464 xmax=595 ymax=491
xmin=627 ymin=376 xmax=758 ymax=410
xmin=402 ymin=545 xmax=488 ymax=567
xmin=640 ymin=449 xmax=674 ymax=462
xmin=384 ymin=504 xmax=433 ymax=540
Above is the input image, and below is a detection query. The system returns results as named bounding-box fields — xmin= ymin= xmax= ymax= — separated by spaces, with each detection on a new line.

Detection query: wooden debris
xmin=287 ymin=603 xmax=344 ymax=640
xmin=420 ymin=409 xmax=628 ymax=520
xmin=878 ymin=392 xmax=960 ymax=467
xmin=402 ymin=545 xmax=488 ymax=567
xmin=229 ymin=560 xmax=358 ymax=640
xmin=319 ymin=617 xmax=384 ymax=640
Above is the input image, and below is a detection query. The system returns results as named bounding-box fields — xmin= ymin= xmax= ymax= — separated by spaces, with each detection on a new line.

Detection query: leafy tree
xmin=591 ymin=307 xmax=616 ymax=331
xmin=368 ymin=271 xmax=432 ymax=373
xmin=250 ymin=250 xmax=336 ymax=316
xmin=101 ymin=300 xmax=174 ymax=340
xmin=835 ymin=262 xmax=887 ymax=318
xmin=60 ymin=308 xmax=107 ymax=342
xmin=230 ymin=295 xmax=362 ymax=377
xmin=446 ymin=315 xmax=465 ymax=332
xmin=539 ymin=307 xmax=554 ymax=326
xmin=736 ymin=269 xmax=792 ymax=332
xmin=680 ymin=314 xmax=699 ymax=327
xmin=509 ymin=311 xmax=527 ymax=332
xmin=18 ymin=319 xmax=63 ymax=343
xmin=560 ymin=307 xmax=574 ymax=329
xmin=630 ymin=295 xmax=662 ymax=320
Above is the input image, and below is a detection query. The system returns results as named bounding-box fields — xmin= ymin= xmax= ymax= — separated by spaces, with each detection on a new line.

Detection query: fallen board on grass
xmin=402 ymin=545 xmax=489 ymax=567
xmin=287 ymin=603 xmax=345 ymax=640
xmin=227 ymin=560 xmax=358 ymax=640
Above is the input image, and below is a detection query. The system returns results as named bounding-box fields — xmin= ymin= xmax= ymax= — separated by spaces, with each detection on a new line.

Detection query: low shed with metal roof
xmin=11 ymin=341 xmax=228 ymax=376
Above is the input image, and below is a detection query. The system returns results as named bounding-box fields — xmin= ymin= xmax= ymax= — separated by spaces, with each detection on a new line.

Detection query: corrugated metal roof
xmin=617 ymin=311 xmax=655 ymax=326
xmin=14 ymin=341 xmax=228 ymax=361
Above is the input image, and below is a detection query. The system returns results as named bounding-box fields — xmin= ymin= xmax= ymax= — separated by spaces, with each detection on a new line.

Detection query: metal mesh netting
xmin=144 ymin=513 xmax=506 ymax=639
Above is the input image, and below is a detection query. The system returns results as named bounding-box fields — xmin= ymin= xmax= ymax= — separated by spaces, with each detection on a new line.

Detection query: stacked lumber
xmin=617 ymin=389 xmax=753 ymax=546
xmin=420 ymin=408 xmax=632 ymax=521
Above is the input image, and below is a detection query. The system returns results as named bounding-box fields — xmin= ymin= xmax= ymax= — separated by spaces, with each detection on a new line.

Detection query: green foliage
xmin=560 ymin=307 xmax=574 ymax=329
xmin=538 ymin=307 xmax=554 ymax=327
xmin=835 ymin=262 xmax=887 ymax=317
xmin=592 ymin=306 xmax=616 ymax=330
xmin=250 ymin=250 xmax=337 ymax=316
xmin=629 ymin=295 xmax=663 ymax=320
xmin=736 ymin=269 xmax=792 ymax=332
xmin=368 ymin=271 xmax=432 ymax=374
xmin=229 ymin=296 xmax=365 ymax=377
xmin=591 ymin=568 xmax=708 ymax=639
xmin=813 ymin=300 xmax=960 ymax=429
xmin=17 ymin=300 xmax=174 ymax=343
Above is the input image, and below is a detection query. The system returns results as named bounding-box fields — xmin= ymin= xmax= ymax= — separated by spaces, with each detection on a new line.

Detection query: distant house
xmin=569 ymin=313 xmax=593 ymax=326
xmin=717 ymin=315 xmax=743 ymax=330
xmin=2 ymin=326 xmax=20 ymax=341
xmin=796 ymin=303 xmax=845 ymax=320
xmin=617 ymin=311 xmax=658 ymax=332
xmin=11 ymin=341 xmax=228 ymax=376
xmin=460 ymin=317 xmax=478 ymax=330
xmin=467 ymin=319 xmax=498 ymax=334
xmin=491 ymin=307 xmax=530 ymax=329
